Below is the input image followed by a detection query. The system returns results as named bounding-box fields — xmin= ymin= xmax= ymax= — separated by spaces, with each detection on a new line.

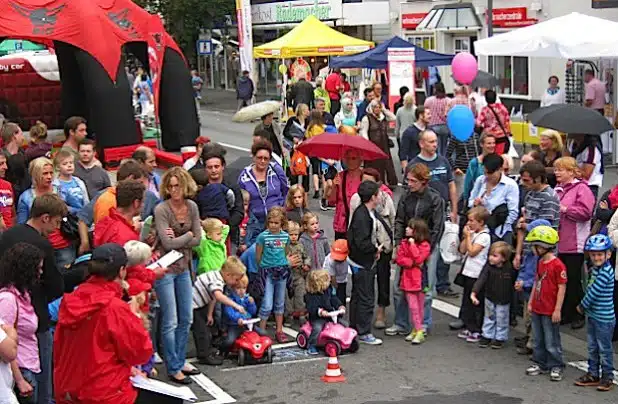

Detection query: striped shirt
xmin=581 ymin=262 xmax=615 ymax=322
xmin=193 ymin=271 xmax=224 ymax=309
xmin=445 ymin=133 xmax=481 ymax=171
xmin=523 ymin=186 xmax=561 ymax=254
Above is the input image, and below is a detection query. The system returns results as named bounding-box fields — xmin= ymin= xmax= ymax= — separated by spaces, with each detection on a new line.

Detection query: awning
xmin=330 ymin=36 xmax=454 ymax=69
xmin=416 ymin=2 xmax=482 ymax=31
xmin=253 ymin=15 xmax=374 ymax=58
xmin=475 ymin=12 xmax=618 ymax=58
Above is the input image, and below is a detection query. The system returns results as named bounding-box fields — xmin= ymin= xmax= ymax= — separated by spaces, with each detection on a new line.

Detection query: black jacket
xmin=305 ymin=286 xmax=342 ymax=321
xmin=290 ymin=79 xmax=314 ymax=110
xmin=348 ymin=204 xmax=378 ymax=269
xmin=0 ymin=224 xmax=64 ymax=332
xmin=472 ymin=263 xmax=513 ymax=305
xmin=394 ymin=187 xmax=445 ymax=246
xmin=595 ymin=188 xmax=616 ymax=225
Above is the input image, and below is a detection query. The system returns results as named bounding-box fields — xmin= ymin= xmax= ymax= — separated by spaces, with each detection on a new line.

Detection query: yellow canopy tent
xmin=253 ymin=15 xmax=374 ymax=58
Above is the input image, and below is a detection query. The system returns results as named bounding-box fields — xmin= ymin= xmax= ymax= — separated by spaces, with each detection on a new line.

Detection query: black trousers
xmin=559 ymin=253 xmax=585 ymax=324
xmin=349 ymin=265 xmax=376 ymax=336
xmin=336 ymin=282 xmax=347 ymax=307
xmin=335 ymin=231 xmax=347 ymax=240
xmin=376 ymin=251 xmax=392 ymax=307
xmin=290 ymin=173 xmax=310 ymax=193
xmin=330 ymin=99 xmax=341 ymax=116
xmin=191 ymin=306 xmax=212 ymax=360
xmin=461 ymin=275 xmax=484 ymax=334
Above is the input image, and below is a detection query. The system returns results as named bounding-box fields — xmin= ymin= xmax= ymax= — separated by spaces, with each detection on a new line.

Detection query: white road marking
xmin=220 ymin=356 xmax=328 ymax=372
xmin=431 ymin=298 xmax=460 ymax=318
xmin=282 ymin=326 xmax=299 ymax=338
xmin=218 ymin=142 xmax=251 ymax=153
xmin=273 ymin=341 xmax=298 ymax=349
xmin=190 ymin=373 xmax=237 ymax=404
xmin=567 ymin=361 xmax=618 ymax=385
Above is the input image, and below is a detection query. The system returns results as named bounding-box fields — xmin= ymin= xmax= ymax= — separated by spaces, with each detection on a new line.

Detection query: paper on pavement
xmin=130 ymin=375 xmax=197 ymax=401
xmin=147 ymin=250 xmax=183 ymax=270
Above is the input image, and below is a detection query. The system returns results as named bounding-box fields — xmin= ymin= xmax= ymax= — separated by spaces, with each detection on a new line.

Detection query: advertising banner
xmin=251 ymin=0 xmax=342 ymax=25
xmin=387 ymin=48 xmax=415 ymax=110
xmin=236 ymin=0 xmax=255 ymax=73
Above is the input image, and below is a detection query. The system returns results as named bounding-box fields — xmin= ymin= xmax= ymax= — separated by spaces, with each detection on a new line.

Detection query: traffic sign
xmin=14 ymin=41 xmax=22 ymax=51
xmin=197 ymin=40 xmax=212 ymax=55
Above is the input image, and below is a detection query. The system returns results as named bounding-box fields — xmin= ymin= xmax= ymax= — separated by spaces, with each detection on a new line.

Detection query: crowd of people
xmin=0 ymin=69 xmax=616 ymax=404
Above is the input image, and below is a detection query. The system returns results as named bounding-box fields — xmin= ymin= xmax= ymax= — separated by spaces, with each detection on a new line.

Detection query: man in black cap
xmin=348 ymin=180 xmax=384 ymax=346
xmin=54 ymin=243 xmax=153 ymax=404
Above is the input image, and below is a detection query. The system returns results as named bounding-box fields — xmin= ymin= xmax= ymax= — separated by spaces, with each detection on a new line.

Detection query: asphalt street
xmin=170 ymin=107 xmax=618 ymax=404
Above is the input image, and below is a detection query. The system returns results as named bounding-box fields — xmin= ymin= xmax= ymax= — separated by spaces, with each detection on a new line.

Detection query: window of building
xmin=407 ymin=35 xmax=435 ymax=89
xmin=454 ymin=37 xmax=470 ymax=53
xmin=491 ymin=56 xmax=529 ymax=96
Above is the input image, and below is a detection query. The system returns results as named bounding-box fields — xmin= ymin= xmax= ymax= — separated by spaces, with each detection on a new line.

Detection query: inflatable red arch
xmin=0 ymin=0 xmax=199 ymax=151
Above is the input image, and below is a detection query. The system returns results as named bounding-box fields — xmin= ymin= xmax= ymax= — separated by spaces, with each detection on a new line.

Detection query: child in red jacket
xmin=395 ymin=218 xmax=431 ymax=345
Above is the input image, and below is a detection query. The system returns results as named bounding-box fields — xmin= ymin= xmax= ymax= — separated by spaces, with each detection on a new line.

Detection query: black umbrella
xmin=527 ymin=104 xmax=614 ymax=135
xmin=471 ymin=70 xmax=499 ymax=89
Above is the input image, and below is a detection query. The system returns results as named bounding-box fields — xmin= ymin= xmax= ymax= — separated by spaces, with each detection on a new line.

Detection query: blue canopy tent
xmin=330 ymin=36 xmax=453 ymax=69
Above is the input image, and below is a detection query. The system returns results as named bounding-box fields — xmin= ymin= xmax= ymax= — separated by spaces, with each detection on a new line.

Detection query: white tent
xmin=475 ymin=12 xmax=618 ymax=58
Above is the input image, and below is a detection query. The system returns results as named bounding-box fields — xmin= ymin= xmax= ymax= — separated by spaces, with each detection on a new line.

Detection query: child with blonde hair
xmin=192 ymin=256 xmax=247 ymax=365
xmin=195 ymin=217 xmax=230 ymax=274
xmin=300 ymin=212 xmax=330 ymax=270
xmin=304 ymin=269 xmax=346 ymax=354
xmin=285 ymin=220 xmax=310 ymax=322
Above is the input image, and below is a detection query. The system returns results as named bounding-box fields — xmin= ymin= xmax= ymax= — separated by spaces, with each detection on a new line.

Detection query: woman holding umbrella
xmin=238 ymin=139 xmax=289 ymax=245
xmin=553 ymin=157 xmax=595 ymax=330
xmin=360 ymin=100 xmax=397 ymax=187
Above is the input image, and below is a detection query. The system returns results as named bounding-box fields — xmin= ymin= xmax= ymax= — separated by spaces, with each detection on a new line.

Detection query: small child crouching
xmin=471 ymin=241 xmax=513 ymax=349
xmin=323 ymin=239 xmax=350 ymax=306
xmin=220 ymin=275 xmax=267 ymax=355
xmin=192 ymin=256 xmax=247 ymax=365
xmin=304 ymin=270 xmax=346 ymax=355
xmin=127 ymin=279 xmax=158 ymax=377
xmin=195 ymin=218 xmax=230 ymax=274
xmin=285 ymin=221 xmax=310 ymax=322
xmin=574 ymin=234 xmax=615 ymax=392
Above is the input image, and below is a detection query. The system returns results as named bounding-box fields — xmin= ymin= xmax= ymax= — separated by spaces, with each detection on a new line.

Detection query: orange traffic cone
xmin=320 ymin=354 xmax=346 ymax=383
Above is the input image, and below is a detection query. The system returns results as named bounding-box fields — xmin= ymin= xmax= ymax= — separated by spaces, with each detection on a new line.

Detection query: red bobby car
xmin=230 ymin=318 xmax=274 ymax=366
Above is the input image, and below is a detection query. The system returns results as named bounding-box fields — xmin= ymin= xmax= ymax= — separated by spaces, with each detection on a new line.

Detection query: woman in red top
xmin=395 ymin=218 xmax=431 ymax=344
xmin=54 ymin=244 xmax=153 ymax=404
xmin=476 ymin=90 xmax=511 ymax=155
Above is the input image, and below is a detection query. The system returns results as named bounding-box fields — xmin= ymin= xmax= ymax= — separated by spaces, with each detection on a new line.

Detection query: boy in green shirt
xmin=194 ymin=218 xmax=230 ymax=274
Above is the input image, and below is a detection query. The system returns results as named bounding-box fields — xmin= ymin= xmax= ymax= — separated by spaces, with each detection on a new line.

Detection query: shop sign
xmin=593 ymin=0 xmax=618 ymax=8
xmin=251 ymin=0 xmax=342 ymax=24
xmin=401 ymin=13 xmax=427 ymax=30
xmin=492 ymin=7 xmax=537 ymax=28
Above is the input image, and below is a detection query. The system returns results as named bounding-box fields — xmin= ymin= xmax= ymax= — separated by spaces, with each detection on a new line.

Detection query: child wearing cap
xmin=323 ymin=239 xmax=350 ymax=305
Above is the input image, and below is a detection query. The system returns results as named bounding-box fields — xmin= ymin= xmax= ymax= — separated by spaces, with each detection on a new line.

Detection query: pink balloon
xmin=452 ymin=52 xmax=478 ymax=85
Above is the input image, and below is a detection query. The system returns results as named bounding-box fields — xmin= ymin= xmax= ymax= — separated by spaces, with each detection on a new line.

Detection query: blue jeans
xmin=155 ymin=270 xmax=193 ymax=375
xmin=19 ymin=368 xmax=39 ymax=403
xmin=587 ymin=317 xmax=616 ymax=380
xmin=430 ymin=124 xmax=450 ymax=156
xmin=435 ymin=254 xmax=451 ymax=293
xmin=54 ymin=247 xmax=76 ymax=271
xmin=423 ymin=247 xmax=440 ymax=330
xmin=259 ymin=274 xmax=287 ymax=319
xmin=482 ymin=299 xmax=510 ymax=341
xmin=35 ymin=329 xmax=52 ymax=404
xmin=531 ymin=313 xmax=564 ymax=370
xmin=393 ymin=266 xmax=411 ymax=333
xmin=245 ymin=213 xmax=265 ymax=247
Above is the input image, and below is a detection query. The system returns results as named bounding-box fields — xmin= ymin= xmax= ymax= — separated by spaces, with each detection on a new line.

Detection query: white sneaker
xmin=385 ymin=325 xmax=407 ymax=336
xmin=154 ymin=352 xmax=163 ymax=364
xmin=526 ymin=364 xmax=542 ymax=376
xmin=405 ymin=331 xmax=416 ymax=342
xmin=359 ymin=334 xmax=383 ymax=345
xmin=550 ymin=367 xmax=563 ymax=381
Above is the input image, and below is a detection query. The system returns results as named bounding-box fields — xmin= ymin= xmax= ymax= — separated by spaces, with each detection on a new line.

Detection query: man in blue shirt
xmin=468 ymin=153 xmax=520 ymax=244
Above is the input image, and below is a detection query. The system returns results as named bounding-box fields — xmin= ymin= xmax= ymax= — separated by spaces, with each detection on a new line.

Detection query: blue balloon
xmin=446 ymin=105 xmax=475 ymax=142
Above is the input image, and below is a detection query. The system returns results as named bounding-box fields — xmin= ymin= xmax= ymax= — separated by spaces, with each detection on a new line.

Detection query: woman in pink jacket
xmin=329 ymin=150 xmax=363 ymax=240
xmin=554 ymin=157 xmax=595 ymax=330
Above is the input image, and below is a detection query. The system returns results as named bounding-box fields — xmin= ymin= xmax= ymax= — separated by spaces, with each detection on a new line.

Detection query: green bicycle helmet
xmin=525 ymin=225 xmax=559 ymax=249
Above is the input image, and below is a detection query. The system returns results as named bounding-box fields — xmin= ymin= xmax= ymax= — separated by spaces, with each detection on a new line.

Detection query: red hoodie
xmin=53 ymin=277 xmax=152 ymax=404
xmin=94 ymin=208 xmax=156 ymax=286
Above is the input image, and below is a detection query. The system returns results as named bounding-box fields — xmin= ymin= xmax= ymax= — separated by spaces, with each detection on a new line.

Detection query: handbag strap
xmin=342 ymin=171 xmax=350 ymax=225
xmin=487 ymin=105 xmax=508 ymax=136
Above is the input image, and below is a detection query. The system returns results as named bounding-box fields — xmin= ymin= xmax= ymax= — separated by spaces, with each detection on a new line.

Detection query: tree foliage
xmin=133 ymin=0 xmax=235 ymax=63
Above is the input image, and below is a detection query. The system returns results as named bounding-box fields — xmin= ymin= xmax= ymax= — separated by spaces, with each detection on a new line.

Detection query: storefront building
xmin=398 ymin=0 xmax=618 ymax=109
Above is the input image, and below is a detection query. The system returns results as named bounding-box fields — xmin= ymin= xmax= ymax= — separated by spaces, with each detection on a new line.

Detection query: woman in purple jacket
xmin=238 ymin=139 xmax=289 ymax=245
xmin=554 ymin=157 xmax=595 ymax=330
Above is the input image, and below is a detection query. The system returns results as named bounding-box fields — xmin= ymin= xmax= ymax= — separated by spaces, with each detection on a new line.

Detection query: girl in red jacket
xmin=395 ymin=218 xmax=431 ymax=345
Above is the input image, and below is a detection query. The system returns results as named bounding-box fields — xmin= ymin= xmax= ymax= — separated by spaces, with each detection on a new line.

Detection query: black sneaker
xmin=517 ymin=346 xmax=533 ymax=356
xmin=198 ymin=352 xmax=224 ymax=366
xmin=478 ymin=337 xmax=491 ymax=348
xmin=313 ymin=191 xmax=320 ymax=199
xmin=571 ymin=318 xmax=585 ymax=330
xmin=320 ymin=199 xmax=328 ymax=211
xmin=574 ymin=373 xmax=600 ymax=387
xmin=437 ymin=287 xmax=459 ymax=298
xmin=597 ymin=379 xmax=614 ymax=392
xmin=490 ymin=340 xmax=504 ymax=349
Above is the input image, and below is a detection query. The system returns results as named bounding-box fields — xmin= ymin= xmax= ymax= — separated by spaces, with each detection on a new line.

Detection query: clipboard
xmin=147 ymin=250 xmax=183 ymax=270
xmin=131 ymin=375 xmax=197 ymax=402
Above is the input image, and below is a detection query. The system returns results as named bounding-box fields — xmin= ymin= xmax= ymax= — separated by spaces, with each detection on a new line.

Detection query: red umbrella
xmin=297 ymin=133 xmax=388 ymax=161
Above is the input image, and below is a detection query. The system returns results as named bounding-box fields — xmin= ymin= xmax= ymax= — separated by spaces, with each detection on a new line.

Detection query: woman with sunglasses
xmin=238 ymin=139 xmax=289 ymax=245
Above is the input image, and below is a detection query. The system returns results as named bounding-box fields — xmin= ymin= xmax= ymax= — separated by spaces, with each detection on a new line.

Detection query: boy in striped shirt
xmin=575 ymin=234 xmax=615 ymax=392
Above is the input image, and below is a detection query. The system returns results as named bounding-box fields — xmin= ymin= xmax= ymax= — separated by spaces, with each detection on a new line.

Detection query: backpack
xmin=290 ymin=149 xmax=308 ymax=176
